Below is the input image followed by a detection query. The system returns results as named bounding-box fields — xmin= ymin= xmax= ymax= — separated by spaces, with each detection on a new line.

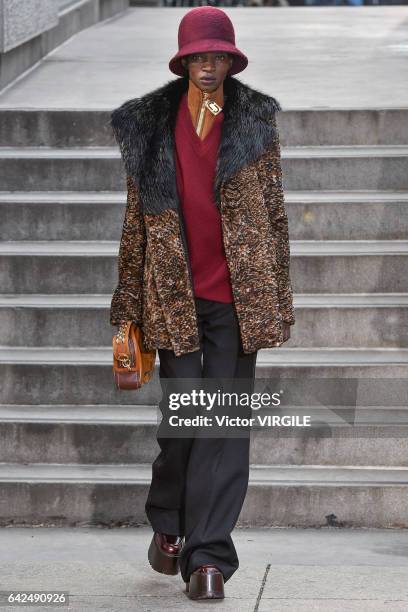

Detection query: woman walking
xmin=110 ymin=6 xmax=295 ymax=601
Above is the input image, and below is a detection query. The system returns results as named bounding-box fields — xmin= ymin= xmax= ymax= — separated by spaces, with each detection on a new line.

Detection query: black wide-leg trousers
xmin=145 ymin=296 xmax=258 ymax=584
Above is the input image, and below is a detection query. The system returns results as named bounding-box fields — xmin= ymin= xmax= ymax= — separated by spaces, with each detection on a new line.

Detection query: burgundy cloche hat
xmin=169 ymin=6 xmax=248 ymax=77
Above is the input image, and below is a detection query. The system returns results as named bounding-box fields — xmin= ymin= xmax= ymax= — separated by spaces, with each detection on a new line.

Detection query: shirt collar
xmin=187 ymin=77 xmax=224 ymax=136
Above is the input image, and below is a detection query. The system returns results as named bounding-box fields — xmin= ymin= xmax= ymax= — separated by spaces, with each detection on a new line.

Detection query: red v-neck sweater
xmin=174 ymin=91 xmax=234 ymax=303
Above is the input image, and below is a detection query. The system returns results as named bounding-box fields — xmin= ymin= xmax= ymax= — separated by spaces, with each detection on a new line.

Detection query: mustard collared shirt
xmin=187 ymin=77 xmax=224 ymax=141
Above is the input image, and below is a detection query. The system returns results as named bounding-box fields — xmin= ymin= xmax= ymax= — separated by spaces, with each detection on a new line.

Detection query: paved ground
xmin=0 ymin=7 xmax=407 ymax=110
xmin=0 ymin=527 xmax=408 ymax=611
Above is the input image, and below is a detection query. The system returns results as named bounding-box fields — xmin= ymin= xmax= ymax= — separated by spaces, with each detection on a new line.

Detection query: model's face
xmin=181 ymin=51 xmax=233 ymax=92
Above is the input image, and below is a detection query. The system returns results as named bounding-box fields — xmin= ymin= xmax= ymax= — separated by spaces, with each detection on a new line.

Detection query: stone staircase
xmin=0 ymin=107 xmax=407 ymax=528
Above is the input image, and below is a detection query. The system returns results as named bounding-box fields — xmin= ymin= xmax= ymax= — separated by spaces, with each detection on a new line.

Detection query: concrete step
xmin=0 ymin=405 xmax=406 ymax=467
xmin=2 ymin=346 xmax=408 ymax=365
xmin=1 ymin=293 xmax=407 ymax=348
xmin=287 ymin=190 xmax=408 ymax=241
xmin=0 ymin=191 xmax=125 ymax=241
xmin=0 ymin=145 xmax=407 ymax=191
xmin=291 ymin=293 xmax=408 ymax=348
xmin=0 ymin=346 xmax=407 ymax=405
xmin=0 ymin=462 xmax=407 ymax=528
xmin=1 ymin=240 xmax=408 ymax=293
xmin=285 ymin=145 xmax=408 ymax=191
xmin=1 ymin=190 xmax=407 ymax=241
xmin=1 ymin=109 xmax=407 ymax=147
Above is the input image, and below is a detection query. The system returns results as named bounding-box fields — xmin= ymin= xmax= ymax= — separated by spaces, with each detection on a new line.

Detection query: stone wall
xmin=0 ymin=0 xmax=58 ymax=53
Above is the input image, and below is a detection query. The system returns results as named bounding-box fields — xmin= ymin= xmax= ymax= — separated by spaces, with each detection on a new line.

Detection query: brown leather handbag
xmin=112 ymin=321 xmax=156 ymax=390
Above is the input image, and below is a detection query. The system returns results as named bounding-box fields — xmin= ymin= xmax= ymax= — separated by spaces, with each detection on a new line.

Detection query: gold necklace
xmin=195 ymin=92 xmax=223 ymax=136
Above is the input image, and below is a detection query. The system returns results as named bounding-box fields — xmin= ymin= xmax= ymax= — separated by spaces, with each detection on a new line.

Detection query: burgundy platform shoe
xmin=185 ymin=564 xmax=225 ymax=600
xmin=147 ymin=532 xmax=184 ymax=575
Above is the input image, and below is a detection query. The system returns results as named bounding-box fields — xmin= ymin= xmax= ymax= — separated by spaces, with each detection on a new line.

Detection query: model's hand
xmin=282 ymin=322 xmax=291 ymax=343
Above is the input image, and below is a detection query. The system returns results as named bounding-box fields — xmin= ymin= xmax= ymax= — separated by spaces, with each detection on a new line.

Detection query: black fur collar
xmin=110 ymin=75 xmax=281 ymax=214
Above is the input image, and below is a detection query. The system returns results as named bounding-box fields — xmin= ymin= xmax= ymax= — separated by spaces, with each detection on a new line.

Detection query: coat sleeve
xmin=110 ymin=175 xmax=146 ymax=326
xmin=256 ymin=116 xmax=295 ymax=326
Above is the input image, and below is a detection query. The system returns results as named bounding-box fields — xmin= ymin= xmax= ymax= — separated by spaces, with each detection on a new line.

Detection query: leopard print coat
xmin=110 ymin=75 xmax=295 ymax=357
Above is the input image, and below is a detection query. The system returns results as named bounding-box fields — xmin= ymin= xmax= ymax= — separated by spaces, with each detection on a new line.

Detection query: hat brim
xmin=169 ymin=40 xmax=248 ymax=76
